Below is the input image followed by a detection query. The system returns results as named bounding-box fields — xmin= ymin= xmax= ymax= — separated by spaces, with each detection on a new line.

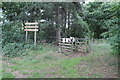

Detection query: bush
xmin=3 ymin=43 xmax=43 ymax=57
xmin=2 ymin=21 xmax=25 ymax=46
xmin=101 ymin=3 xmax=120 ymax=55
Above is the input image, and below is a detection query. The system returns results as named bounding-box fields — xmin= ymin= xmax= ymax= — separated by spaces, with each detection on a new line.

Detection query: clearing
xmin=2 ymin=42 xmax=118 ymax=78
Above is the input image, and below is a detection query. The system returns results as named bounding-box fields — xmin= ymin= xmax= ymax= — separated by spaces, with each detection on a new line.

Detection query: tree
xmin=2 ymin=2 xmax=88 ymax=45
xmin=84 ymin=2 xmax=110 ymax=39
xmin=102 ymin=2 xmax=120 ymax=55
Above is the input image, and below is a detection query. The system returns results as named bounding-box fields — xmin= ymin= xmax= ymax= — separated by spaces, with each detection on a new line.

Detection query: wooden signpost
xmin=24 ymin=22 xmax=38 ymax=46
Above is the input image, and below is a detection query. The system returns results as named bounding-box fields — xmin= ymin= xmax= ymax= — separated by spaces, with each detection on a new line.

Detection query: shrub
xmin=2 ymin=21 xmax=24 ymax=46
xmin=3 ymin=43 xmax=43 ymax=57
xmin=101 ymin=3 xmax=120 ymax=55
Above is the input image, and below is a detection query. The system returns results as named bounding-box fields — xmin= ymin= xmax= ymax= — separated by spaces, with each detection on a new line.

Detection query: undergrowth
xmin=2 ymin=43 xmax=43 ymax=58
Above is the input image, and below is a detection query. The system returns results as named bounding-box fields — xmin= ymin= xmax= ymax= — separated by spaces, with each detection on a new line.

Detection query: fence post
xmin=58 ymin=39 xmax=62 ymax=53
xmin=85 ymin=40 xmax=88 ymax=53
xmin=71 ymin=41 xmax=74 ymax=52
xmin=90 ymin=39 xmax=93 ymax=52
xmin=74 ymin=41 xmax=78 ymax=52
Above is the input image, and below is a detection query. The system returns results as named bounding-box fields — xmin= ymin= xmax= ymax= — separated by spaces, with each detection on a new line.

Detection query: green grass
xmin=22 ymin=72 xmax=29 ymax=75
xmin=3 ymin=72 xmax=15 ymax=78
xmin=10 ymin=66 xmax=19 ymax=72
xmin=32 ymin=72 xmax=40 ymax=77
xmin=2 ymin=41 xmax=118 ymax=78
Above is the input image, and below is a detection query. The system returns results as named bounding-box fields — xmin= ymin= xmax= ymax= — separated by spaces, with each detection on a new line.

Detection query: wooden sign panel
xmin=24 ymin=22 xmax=39 ymax=46
xmin=24 ymin=26 xmax=39 ymax=28
xmin=25 ymin=23 xmax=38 ymax=25
xmin=24 ymin=29 xmax=38 ymax=31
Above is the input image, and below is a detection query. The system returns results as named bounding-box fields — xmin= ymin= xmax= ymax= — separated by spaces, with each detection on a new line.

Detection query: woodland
xmin=1 ymin=2 xmax=119 ymax=78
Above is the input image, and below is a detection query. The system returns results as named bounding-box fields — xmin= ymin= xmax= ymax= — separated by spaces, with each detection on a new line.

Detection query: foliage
xmin=84 ymin=2 xmax=120 ymax=55
xmin=84 ymin=2 xmax=110 ymax=39
xmin=2 ymin=2 xmax=119 ymax=56
xmin=2 ymin=2 xmax=85 ymax=43
xmin=3 ymin=43 xmax=43 ymax=57
xmin=101 ymin=3 xmax=120 ymax=55
xmin=2 ymin=21 xmax=24 ymax=45
xmin=2 ymin=42 xmax=118 ymax=78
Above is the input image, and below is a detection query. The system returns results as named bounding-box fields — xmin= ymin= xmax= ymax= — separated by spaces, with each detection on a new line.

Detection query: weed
xmin=21 ymin=71 xmax=29 ymax=75
xmin=2 ymin=72 xmax=15 ymax=78
xmin=49 ymin=72 xmax=56 ymax=75
xmin=32 ymin=72 xmax=40 ymax=77
xmin=43 ymin=54 xmax=57 ymax=62
xmin=10 ymin=66 xmax=19 ymax=71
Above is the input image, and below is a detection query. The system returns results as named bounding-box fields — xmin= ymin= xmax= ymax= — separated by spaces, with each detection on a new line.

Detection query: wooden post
xmin=58 ymin=39 xmax=62 ymax=53
xmin=71 ymin=41 xmax=73 ymax=52
xmin=34 ymin=22 xmax=37 ymax=47
xmin=75 ymin=42 xmax=78 ymax=52
xmin=34 ymin=31 xmax=37 ymax=46
xmin=85 ymin=40 xmax=87 ymax=53
xmin=88 ymin=39 xmax=92 ymax=52
xmin=89 ymin=39 xmax=92 ymax=52
xmin=26 ymin=21 xmax=28 ymax=43
xmin=26 ymin=31 xmax=28 ymax=42
xmin=85 ymin=39 xmax=90 ymax=53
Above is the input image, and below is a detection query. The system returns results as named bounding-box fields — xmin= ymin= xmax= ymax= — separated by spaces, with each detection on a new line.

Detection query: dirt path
xmin=76 ymin=55 xmax=118 ymax=78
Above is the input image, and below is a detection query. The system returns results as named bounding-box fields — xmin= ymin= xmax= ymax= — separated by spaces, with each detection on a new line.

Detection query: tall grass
xmin=2 ymin=43 xmax=56 ymax=59
xmin=2 ymin=40 xmax=118 ymax=78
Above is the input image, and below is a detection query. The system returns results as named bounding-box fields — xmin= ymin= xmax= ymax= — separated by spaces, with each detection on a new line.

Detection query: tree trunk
xmin=68 ymin=11 xmax=70 ymax=37
xmin=56 ymin=6 xmax=62 ymax=53
xmin=64 ymin=10 xmax=67 ymax=38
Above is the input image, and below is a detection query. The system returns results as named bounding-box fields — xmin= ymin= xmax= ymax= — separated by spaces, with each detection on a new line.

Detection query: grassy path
xmin=2 ymin=43 xmax=118 ymax=78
